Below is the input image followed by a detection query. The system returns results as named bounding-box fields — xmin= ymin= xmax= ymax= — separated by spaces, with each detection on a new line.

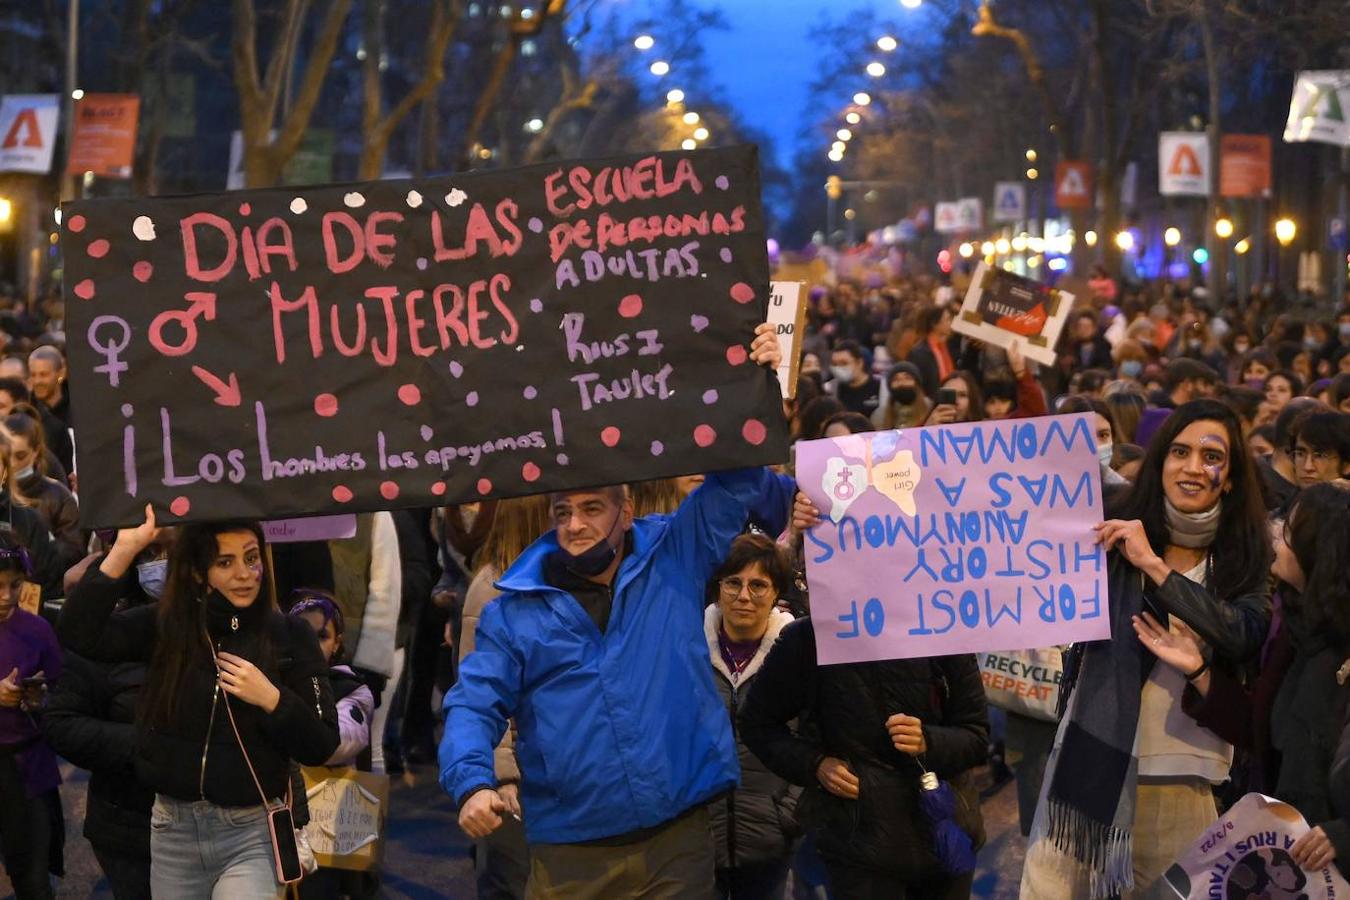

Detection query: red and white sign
xmin=1219 ymin=134 xmax=1271 ymax=198
xmin=1055 ymin=161 xmax=1093 ymax=210
xmin=1159 ymin=132 xmax=1210 ymax=196
xmin=0 ymin=94 xmax=60 ymax=174
xmin=66 ymin=93 xmax=140 ymax=178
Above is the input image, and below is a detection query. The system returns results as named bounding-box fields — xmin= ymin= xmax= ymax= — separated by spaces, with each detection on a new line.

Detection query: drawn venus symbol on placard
xmin=822 ymin=457 xmax=869 ymax=521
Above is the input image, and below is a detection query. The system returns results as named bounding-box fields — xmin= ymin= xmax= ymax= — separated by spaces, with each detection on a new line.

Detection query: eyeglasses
xmin=1291 ymin=447 xmax=1338 ymax=465
xmin=719 ymin=577 xmax=775 ymax=601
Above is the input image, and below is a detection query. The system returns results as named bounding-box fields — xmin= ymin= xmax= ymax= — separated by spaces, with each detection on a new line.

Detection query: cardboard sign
xmin=767 ymin=280 xmax=806 ymax=400
xmin=262 ymin=514 xmax=358 ymax=543
xmin=61 ymin=146 xmax=788 ymax=527
xmin=301 ymin=767 xmax=389 ymax=872
xmin=1145 ymin=793 xmax=1350 ymax=899
xmin=935 ymin=201 xmax=961 ymax=234
xmin=1220 ymin=134 xmax=1272 ymax=199
xmin=66 ymin=94 xmax=140 ymax=179
xmin=993 ymin=182 xmax=1026 ymax=222
xmin=951 ymin=261 xmax=1075 ymax=367
xmin=1055 ymin=162 xmax=1094 ymax=210
xmin=0 ymin=94 xmax=60 ymax=174
xmin=1284 ymin=71 xmax=1350 ymax=147
xmin=796 ymin=415 xmax=1109 ymax=665
xmin=1160 ymin=132 xmax=1211 ymax=196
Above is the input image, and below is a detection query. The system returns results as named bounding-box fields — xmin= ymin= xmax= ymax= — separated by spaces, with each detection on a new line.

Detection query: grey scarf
xmin=1165 ymin=499 xmax=1221 ymax=548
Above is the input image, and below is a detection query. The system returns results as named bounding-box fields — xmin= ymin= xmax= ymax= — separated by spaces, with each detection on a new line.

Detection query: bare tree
xmin=231 ymin=0 xmax=355 ymax=188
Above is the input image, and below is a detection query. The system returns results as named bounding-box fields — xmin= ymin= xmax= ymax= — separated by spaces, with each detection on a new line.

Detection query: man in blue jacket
xmin=441 ymin=324 xmax=793 ymax=898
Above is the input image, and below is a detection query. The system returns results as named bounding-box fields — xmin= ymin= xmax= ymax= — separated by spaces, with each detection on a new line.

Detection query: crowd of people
xmin=2 ymin=268 xmax=1350 ymax=900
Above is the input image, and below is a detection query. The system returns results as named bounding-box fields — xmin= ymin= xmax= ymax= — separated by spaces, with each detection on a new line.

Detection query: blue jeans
xmin=149 ymin=795 xmax=283 ymax=899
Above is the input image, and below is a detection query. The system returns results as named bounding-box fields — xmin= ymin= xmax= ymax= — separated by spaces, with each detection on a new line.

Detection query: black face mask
xmin=891 ymin=386 xmax=918 ymax=405
xmin=557 ymin=509 xmax=624 ymax=578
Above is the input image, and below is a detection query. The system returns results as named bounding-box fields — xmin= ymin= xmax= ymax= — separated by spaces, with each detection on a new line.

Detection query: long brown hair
xmin=139 ymin=520 xmax=274 ymax=729
xmin=630 ymin=479 xmax=684 ymax=517
xmin=475 ymin=495 xmax=551 ymax=578
xmin=0 ymin=427 xmax=31 ymax=507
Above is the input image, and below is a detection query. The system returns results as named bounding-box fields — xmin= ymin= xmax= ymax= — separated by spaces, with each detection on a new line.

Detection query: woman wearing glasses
xmin=705 ymin=533 xmax=799 ymax=900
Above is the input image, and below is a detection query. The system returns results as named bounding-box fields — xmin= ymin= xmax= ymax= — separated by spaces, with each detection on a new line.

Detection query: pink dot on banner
xmin=726 ymin=345 xmax=748 ymax=366
xmin=380 ymin=481 xmax=400 ymax=500
xmin=694 ymin=425 xmax=717 ymax=448
xmin=720 ymin=248 xmax=733 ymax=263
xmin=477 ymin=478 xmax=493 ymax=495
xmin=601 ymin=427 xmax=621 ymax=447
xmin=133 ymin=261 xmax=153 ymax=282
xmin=239 ymin=202 xmax=251 ymax=216
xmin=650 ymin=441 xmax=664 ymax=456
xmin=67 ymin=215 xmax=85 ymax=233
xmin=523 ymin=386 xmax=537 ymax=400
xmin=703 ymin=389 xmax=719 ymax=405
xmin=397 ymin=384 xmax=421 ymax=405
xmin=522 ymin=462 xmax=541 ymax=482
xmin=170 ymin=496 xmax=191 ymax=517
xmin=87 ymin=239 xmax=110 ymax=258
xmin=431 ymin=481 xmax=447 ymax=496
xmin=465 ymin=391 xmax=479 ymax=407
xmin=528 ymin=217 xmax=544 ymax=233
xmin=556 ymin=453 xmax=569 ymax=465
xmin=332 ymin=485 xmax=354 ymax=503
xmin=742 ymin=419 xmax=767 ymax=445
xmin=618 ymin=294 xmax=643 ymax=318
xmin=730 ymin=282 xmax=755 ymax=304
xmin=73 ymin=279 xmax=95 ymax=300
xmin=416 ymin=257 xmax=428 ymax=271
xmin=529 ymin=298 xmax=544 ymax=313
xmin=449 ymin=360 xmax=464 ymax=378
xmin=715 ymin=176 xmax=730 ymax=190
xmin=314 ymin=393 xmax=339 ymax=417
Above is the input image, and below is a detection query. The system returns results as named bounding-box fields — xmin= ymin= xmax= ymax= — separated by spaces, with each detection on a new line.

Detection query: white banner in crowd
xmin=1284 ymin=70 xmax=1350 ymax=146
xmin=1159 ymin=132 xmax=1211 ymax=196
xmin=1145 ymin=793 xmax=1350 ymax=899
xmin=993 ymin=182 xmax=1026 ymax=222
xmin=0 ymin=94 xmax=60 ymax=174
xmin=766 ymin=280 xmax=806 ymax=399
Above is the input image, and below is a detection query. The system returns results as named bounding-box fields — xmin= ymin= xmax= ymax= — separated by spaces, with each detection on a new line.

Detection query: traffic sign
xmin=1159 ymin=132 xmax=1210 ymax=196
xmin=0 ymin=94 xmax=59 ymax=174
xmin=1055 ymin=161 xmax=1093 ymax=209
xmin=993 ymin=182 xmax=1026 ymax=222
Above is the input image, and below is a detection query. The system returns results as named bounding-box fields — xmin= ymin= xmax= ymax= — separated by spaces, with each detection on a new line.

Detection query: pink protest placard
xmin=263 ymin=514 xmax=358 ymax=544
xmin=796 ymin=414 xmax=1110 ymax=665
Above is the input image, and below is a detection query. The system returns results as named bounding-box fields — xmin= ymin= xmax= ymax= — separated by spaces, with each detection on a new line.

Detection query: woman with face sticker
xmin=1137 ymin=482 xmax=1350 ymax=878
xmin=1022 ymin=400 xmax=1272 ymax=899
xmin=58 ymin=508 xmax=339 ymax=898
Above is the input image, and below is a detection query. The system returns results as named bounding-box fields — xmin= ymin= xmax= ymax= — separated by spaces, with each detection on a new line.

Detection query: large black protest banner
xmin=62 ymin=145 xmax=787 ymax=527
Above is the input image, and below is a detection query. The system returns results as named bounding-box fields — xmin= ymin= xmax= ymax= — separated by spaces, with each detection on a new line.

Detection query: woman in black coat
xmin=58 ymin=509 xmax=339 ymax=898
xmin=738 ymin=616 xmax=988 ymax=899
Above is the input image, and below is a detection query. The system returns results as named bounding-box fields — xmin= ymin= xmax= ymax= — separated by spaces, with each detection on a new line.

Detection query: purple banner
xmin=796 ymin=414 xmax=1110 ymax=665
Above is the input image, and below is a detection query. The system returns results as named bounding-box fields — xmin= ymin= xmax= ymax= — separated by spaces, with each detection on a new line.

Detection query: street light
xmin=1275 ymin=218 xmax=1297 ymax=246
xmin=683 ymin=111 xmax=700 ymax=125
xmin=1235 ymin=238 xmax=1251 ymax=255
xmin=649 ymin=60 xmax=670 ymax=76
xmin=1085 ymin=230 xmax=1098 ymax=247
xmin=901 ymin=0 xmax=922 ymax=7
xmin=853 ymin=92 xmax=872 ymax=106
xmin=666 ymin=89 xmax=685 ymax=104
xmin=693 ymin=126 xmax=709 ymax=141
xmin=866 ymin=62 xmax=886 ymax=77
xmin=1115 ymin=231 xmax=1135 ymax=251
xmin=832 ymin=141 xmax=846 ymax=153
xmin=1164 ymin=227 xmax=1181 ymax=247
xmin=1215 ymin=217 xmax=1234 ymax=239
xmin=828 ymin=148 xmax=844 ymax=162
xmin=995 ymin=238 xmax=1011 ymax=255
xmin=0 ymin=198 xmax=10 ymax=225
xmin=1025 ymin=148 xmax=1037 ymax=162
xmin=1026 ymin=168 xmax=1038 ymax=180
xmin=524 ymin=118 xmax=544 ymax=133
xmin=634 ymin=34 xmax=655 ymax=50
xmin=981 ymin=241 xmax=995 ymax=256
xmin=959 ymin=242 xmax=974 ymax=258
xmin=682 ymin=138 xmax=697 ymax=150
xmin=837 ymin=128 xmax=852 ymax=141
xmin=845 ymin=112 xmax=861 ymax=125
xmin=877 ymin=36 xmax=898 ymax=52
xmin=1011 ymin=235 xmax=1027 ymax=252
xmin=71 ymin=88 xmax=84 ymax=101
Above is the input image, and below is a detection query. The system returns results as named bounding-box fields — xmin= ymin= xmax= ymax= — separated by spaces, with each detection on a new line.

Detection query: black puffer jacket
xmin=739 ymin=618 xmax=988 ymax=879
xmin=705 ymin=605 xmax=800 ymax=871
xmin=42 ymin=646 xmax=152 ymax=858
xmin=58 ymin=565 xmax=339 ymax=807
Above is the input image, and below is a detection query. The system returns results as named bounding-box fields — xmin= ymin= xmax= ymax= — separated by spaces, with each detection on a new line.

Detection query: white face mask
xmin=14 ymin=466 xmax=33 ymax=483
xmin=1097 ymin=443 xmax=1115 ymax=467
xmin=830 ymin=364 xmax=856 ymax=383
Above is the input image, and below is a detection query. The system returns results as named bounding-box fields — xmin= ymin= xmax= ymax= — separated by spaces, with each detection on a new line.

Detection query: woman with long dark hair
xmin=1021 ymin=399 xmax=1272 ymax=899
xmin=58 ymin=508 xmax=338 ymax=898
